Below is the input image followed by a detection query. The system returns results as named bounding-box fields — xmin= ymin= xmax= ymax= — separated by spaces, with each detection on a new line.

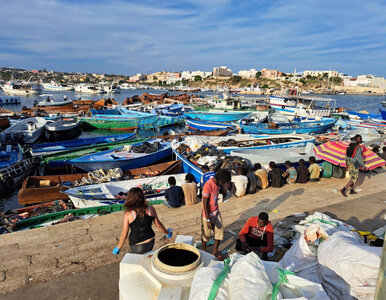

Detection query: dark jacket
xmin=268 ymin=168 xmax=283 ymax=188
xmin=296 ymin=164 xmax=309 ymax=183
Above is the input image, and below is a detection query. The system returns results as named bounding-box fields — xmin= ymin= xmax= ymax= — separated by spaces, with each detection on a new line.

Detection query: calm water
xmin=0 ymin=89 xmax=384 ymax=210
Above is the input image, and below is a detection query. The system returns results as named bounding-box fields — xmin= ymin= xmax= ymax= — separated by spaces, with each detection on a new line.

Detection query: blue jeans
xmin=129 ymin=239 xmax=155 ymax=254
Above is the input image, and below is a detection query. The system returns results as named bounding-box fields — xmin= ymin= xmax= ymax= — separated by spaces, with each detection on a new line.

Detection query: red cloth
xmin=202 ymin=178 xmax=219 ymax=217
xmin=238 ymin=217 xmax=274 ymax=253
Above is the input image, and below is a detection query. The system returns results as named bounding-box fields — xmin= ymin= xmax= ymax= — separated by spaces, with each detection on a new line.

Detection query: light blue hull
xmin=173 ymin=150 xmax=203 ymax=183
xmin=184 ymin=111 xmax=251 ymax=122
xmin=186 ymin=118 xmax=235 ymax=131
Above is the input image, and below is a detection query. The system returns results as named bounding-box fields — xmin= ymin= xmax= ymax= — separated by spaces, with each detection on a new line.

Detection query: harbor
xmin=0 ymin=83 xmax=385 ymax=299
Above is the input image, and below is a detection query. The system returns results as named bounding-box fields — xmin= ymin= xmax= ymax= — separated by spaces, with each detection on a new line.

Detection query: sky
xmin=0 ymin=0 xmax=385 ymax=76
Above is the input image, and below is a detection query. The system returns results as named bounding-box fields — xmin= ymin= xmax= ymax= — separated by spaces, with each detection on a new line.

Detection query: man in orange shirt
xmin=201 ymin=169 xmax=231 ymax=260
xmin=235 ymin=212 xmax=274 ymax=260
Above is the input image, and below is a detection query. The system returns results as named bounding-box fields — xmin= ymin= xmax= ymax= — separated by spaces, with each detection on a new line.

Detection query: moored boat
xmin=68 ymin=140 xmax=172 ymax=172
xmin=45 ymin=119 xmax=82 ymax=140
xmin=18 ymin=160 xmax=182 ymax=205
xmin=63 ymin=173 xmax=187 ymax=208
xmin=243 ymin=119 xmax=337 ymax=135
xmin=0 ymin=117 xmax=47 ymax=144
xmin=186 ymin=118 xmax=236 ymax=131
xmin=184 ymin=111 xmax=251 ymax=122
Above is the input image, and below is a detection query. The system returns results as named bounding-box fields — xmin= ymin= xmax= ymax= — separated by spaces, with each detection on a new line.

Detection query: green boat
xmin=41 ymin=138 xmax=147 ymax=173
xmin=15 ymin=201 xmax=163 ymax=231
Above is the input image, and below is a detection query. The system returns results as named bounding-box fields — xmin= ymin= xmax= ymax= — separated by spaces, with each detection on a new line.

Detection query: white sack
xmin=229 ymin=252 xmax=273 ymax=300
xmin=318 ymin=231 xmax=382 ymax=300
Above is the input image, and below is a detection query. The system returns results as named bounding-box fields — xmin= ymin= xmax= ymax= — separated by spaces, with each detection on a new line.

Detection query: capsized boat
xmin=18 ymin=160 xmax=182 ymax=205
xmin=184 ymin=111 xmax=251 ymax=122
xmin=231 ymin=142 xmax=316 ymax=166
xmin=30 ymin=132 xmax=136 ymax=156
xmin=0 ymin=117 xmax=47 ymax=144
xmin=243 ymin=119 xmax=337 ymax=135
xmin=68 ymin=140 xmax=172 ymax=172
xmin=63 ymin=173 xmax=187 ymax=208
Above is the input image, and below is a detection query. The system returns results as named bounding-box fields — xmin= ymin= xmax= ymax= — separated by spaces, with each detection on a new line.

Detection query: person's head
xmin=253 ymin=163 xmax=262 ymax=171
xmin=214 ymin=168 xmax=231 ymax=186
xmin=258 ymin=212 xmax=269 ymax=227
xmin=372 ymin=146 xmax=380 ymax=153
xmin=201 ymin=165 xmax=210 ymax=173
xmin=284 ymin=160 xmax=292 ymax=168
xmin=269 ymin=161 xmax=276 ymax=169
xmin=185 ymin=173 xmax=195 ymax=183
xmin=124 ymin=187 xmax=147 ymax=217
xmin=354 ymin=134 xmax=362 ymax=144
xmin=309 ymin=156 xmax=316 ymax=164
xmin=299 ymin=159 xmax=305 ymax=165
xmin=238 ymin=165 xmax=249 ymax=176
xmin=168 ymin=176 xmax=176 ymax=186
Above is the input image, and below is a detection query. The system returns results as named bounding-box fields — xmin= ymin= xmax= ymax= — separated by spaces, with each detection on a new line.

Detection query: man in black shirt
xmin=296 ymin=159 xmax=309 ymax=183
xmin=165 ymin=176 xmax=184 ymax=208
xmin=268 ymin=161 xmax=283 ymax=188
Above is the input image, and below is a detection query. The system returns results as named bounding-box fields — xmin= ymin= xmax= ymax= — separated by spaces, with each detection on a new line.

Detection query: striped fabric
xmin=313 ymin=141 xmax=385 ymax=170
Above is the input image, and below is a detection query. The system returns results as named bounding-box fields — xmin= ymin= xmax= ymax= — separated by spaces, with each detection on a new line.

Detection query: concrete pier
xmin=1 ymin=170 xmax=385 ymax=298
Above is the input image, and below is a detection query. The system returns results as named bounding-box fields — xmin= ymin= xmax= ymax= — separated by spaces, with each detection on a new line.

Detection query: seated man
xmin=231 ymin=165 xmax=249 ymax=197
xmin=308 ymin=156 xmax=320 ymax=182
xmin=268 ymin=161 xmax=283 ymax=188
xmin=283 ymin=160 xmax=297 ymax=184
xmin=164 ymin=176 xmax=184 ymax=208
xmin=296 ymin=159 xmax=309 ymax=183
xmin=254 ymin=163 xmax=268 ymax=189
xmin=181 ymin=173 xmax=198 ymax=206
xmin=235 ymin=212 xmax=274 ymax=260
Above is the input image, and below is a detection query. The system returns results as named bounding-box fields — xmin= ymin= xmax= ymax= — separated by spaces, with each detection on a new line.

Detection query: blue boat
xmin=380 ymin=109 xmax=386 ymax=120
xmin=30 ymin=133 xmax=136 ymax=155
xmin=172 ymin=149 xmax=203 ymax=183
xmin=152 ymin=103 xmax=184 ymax=116
xmin=186 ymin=118 xmax=236 ymax=131
xmin=68 ymin=140 xmax=172 ymax=172
xmin=184 ymin=111 xmax=251 ymax=122
xmin=347 ymin=110 xmax=381 ymax=120
xmin=243 ymin=119 xmax=337 ymax=135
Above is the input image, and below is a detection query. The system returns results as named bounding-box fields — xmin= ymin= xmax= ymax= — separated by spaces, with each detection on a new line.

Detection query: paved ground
xmin=2 ymin=169 xmax=386 ymax=299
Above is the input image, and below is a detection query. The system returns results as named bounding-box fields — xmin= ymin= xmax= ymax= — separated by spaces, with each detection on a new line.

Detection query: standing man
xmin=202 ymin=169 xmax=231 ymax=260
xmin=340 ymin=135 xmax=365 ymax=197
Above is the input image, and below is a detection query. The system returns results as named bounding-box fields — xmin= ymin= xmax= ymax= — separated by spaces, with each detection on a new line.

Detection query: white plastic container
xmin=119 ymin=243 xmax=215 ymax=300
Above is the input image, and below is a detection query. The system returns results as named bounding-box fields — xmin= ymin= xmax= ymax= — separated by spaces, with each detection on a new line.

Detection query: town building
xmin=129 ymin=73 xmax=146 ymax=82
xmin=213 ymin=66 xmax=232 ymax=78
xmin=260 ymin=68 xmax=281 ymax=79
xmin=303 ymin=70 xmax=338 ymax=78
xmin=238 ymin=69 xmax=257 ymax=78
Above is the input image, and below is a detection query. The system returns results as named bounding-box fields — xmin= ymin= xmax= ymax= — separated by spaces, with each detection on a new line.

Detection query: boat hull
xmin=184 ymin=111 xmax=251 ymax=122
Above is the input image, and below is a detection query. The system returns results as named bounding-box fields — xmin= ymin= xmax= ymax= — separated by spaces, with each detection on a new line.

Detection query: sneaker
xmin=350 ymin=190 xmax=357 ymax=194
xmin=340 ymin=189 xmax=347 ymax=197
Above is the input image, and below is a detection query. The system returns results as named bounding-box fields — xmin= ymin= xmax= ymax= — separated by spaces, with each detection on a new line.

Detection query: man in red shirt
xmin=201 ymin=169 xmax=231 ymax=260
xmin=235 ymin=212 xmax=274 ymax=260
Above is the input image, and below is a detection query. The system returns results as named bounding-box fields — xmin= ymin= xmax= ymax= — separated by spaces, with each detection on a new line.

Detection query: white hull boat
xmin=74 ymin=84 xmax=106 ymax=94
xmin=0 ymin=117 xmax=47 ymax=144
xmin=231 ymin=142 xmax=316 ymax=166
xmin=42 ymin=82 xmax=74 ymax=91
xmin=63 ymin=173 xmax=187 ymax=208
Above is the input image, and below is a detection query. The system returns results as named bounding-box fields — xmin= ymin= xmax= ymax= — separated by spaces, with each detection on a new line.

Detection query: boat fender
xmin=4 ymin=176 xmax=14 ymax=192
xmin=281 ymin=105 xmax=285 ymax=109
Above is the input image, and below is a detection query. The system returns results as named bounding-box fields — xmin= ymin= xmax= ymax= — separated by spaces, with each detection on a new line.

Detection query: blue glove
xmin=165 ymin=228 xmax=173 ymax=239
xmin=113 ymin=246 xmax=120 ymax=255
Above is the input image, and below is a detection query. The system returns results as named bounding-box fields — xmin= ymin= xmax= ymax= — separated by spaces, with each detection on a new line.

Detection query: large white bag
xmin=229 ymin=252 xmax=273 ymax=300
xmin=318 ymin=231 xmax=382 ymax=300
xmin=263 ymin=261 xmax=330 ymax=300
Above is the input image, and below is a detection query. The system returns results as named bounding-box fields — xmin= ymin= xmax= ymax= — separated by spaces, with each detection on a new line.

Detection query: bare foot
xmin=213 ymin=252 xmax=225 ymax=261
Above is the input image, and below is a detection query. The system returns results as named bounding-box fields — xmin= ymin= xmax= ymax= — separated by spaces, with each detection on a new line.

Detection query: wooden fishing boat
xmin=68 ymin=140 xmax=172 ymax=172
xmin=243 ymin=119 xmax=337 ymax=135
xmin=45 ymin=119 xmax=82 ymax=140
xmin=63 ymin=173 xmax=187 ymax=208
xmin=18 ymin=160 xmax=182 ymax=205
xmin=0 ymin=117 xmax=47 ymax=144
xmin=231 ymin=142 xmax=316 ymax=166
xmin=30 ymin=132 xmax=136 ymax=156
xmin=184 ymin=111 xmax=251 ymax=122
xmin=40 ymin=138 xmax=146 ymax=174
xmin=185 ymin=118 xmax=236 ymax=131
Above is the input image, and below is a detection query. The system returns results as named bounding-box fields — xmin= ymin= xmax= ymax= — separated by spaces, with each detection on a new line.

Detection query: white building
xmin=213 ymin=66 xmax=232 ymax=77
xmin=343 ymin=74 xmax=384 ymax=88
xmin=238 ymin=69 xmax=257 ymax=78
xmin=303 ymin=70 xmax=338 ymax=78
xmin=181 ymin=71 xmax=192 ymax=80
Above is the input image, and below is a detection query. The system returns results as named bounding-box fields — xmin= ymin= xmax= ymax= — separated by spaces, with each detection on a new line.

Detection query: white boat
xmin=42 ymin=81 xmax=74 ymax=91
xmin=35 ymin=94 xmax=74 ymax=107
xmin=104 ymin=81 xmax=121 ymax=94
xmin=0 ymin=117 xmax=47 ymax=144
xmin=0 ymin=97 xmax=21 ymax=105
xmin=74 ymin=84 xmax=106 ymax=94
xmin=63 ymin=173 xmax=187 ymax=208
xmin=0 ymin=82 xmax=41 ymax=95
xmin=231 ymin=142 xmax=316 ymax=166
xmin=269 ymin=95 xmax=336 ymax=118
xmin=45 ymin=119 xmax=81 ymax=139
